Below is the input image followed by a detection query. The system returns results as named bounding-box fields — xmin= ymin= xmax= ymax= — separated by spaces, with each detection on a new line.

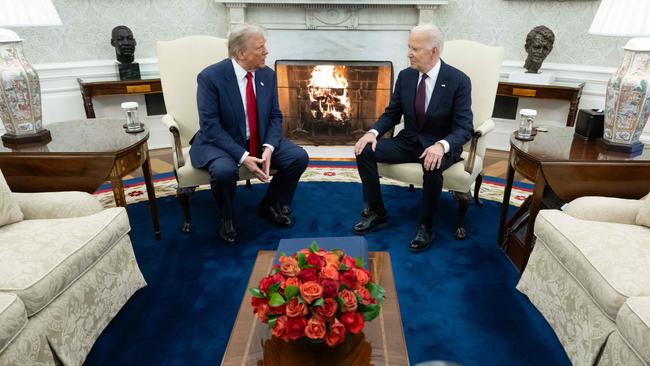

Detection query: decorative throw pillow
xmin=0 ymin=169 xmax=23 ymax=227
xmin=637 ymin=193 xmax=650 ymax=228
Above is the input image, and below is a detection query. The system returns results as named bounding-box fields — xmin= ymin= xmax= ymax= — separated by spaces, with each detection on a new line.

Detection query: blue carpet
xmin=84 ymin=182 xmax=569 ymax=366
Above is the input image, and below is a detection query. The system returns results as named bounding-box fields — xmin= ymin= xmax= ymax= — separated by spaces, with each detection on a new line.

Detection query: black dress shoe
xmin=409 ymin=224 xmax=433 ymax=252
xmin=219 ymin=219 xmax=238 ymax=245
xmin=353 ymin=211 xmax=388 ymax=234
xmin=280 ymin=204 xmax=292 ymax=216
xmin=258 ymin=203 xmax=293 ymax=228
xmin=360 ymin=206 xmax=371 ymax=218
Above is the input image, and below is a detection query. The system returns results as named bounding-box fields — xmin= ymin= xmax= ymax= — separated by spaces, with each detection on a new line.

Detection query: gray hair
xmin=410 ymin=24 xmax=444 ymax=53
xmin=228 ymin=23 xmax=266 ymax=58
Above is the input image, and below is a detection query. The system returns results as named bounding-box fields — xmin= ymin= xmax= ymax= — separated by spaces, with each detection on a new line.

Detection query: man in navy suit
xmin=353 ymin=24 xmax=473 ymax=252
xmin=190 ymin=23 xmax=309 ymax=245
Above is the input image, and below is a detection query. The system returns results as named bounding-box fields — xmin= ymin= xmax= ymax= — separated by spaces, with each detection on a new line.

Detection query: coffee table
xmin=221 ymin=250 xmax=408 ymax=366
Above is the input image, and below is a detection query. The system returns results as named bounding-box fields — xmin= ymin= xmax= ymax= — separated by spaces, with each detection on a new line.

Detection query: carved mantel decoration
xmin=215 ymin=0 xmax=448 ymax=29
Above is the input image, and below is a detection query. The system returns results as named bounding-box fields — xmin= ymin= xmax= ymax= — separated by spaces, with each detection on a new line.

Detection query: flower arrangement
xmin=250 ymin=242 xmax=385 ymax=347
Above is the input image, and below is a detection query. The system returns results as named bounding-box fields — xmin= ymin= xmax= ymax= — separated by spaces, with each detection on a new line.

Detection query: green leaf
xmin=269 ymin=292 xmax=286 ymax=307
xmin=297 ymin=252 xmax=307 ymax=269
xmin=249 ymin=287 xmax=266 ymax=298
xmin=309 ymin=241 xmax=320 ymax=253
xmin=268 ymin=317 xmax=277 ymax=328
xmin=355 ymin=257 xmax=365 ymax=268
xmin=297 ymin=294 xmax=305 ymax=304
xmin=360 ymin=304 xmax=381 ymax=321
xmin=284 ymin=285 xmax=299 ymax=300
xmin=270 ymin=267 xmax=280 ymax=275
xmin=336 ymin=296 xmax=345 ymax=309
xmin=367 ymin=283 xmax=385 ymax=303
xmin=338 ymin=263 xmax=349 ymax=271
xmin=269 ymin=282 xmax=281 ymax=294
xmin=312 ymin=297 xmax=324 ymax=307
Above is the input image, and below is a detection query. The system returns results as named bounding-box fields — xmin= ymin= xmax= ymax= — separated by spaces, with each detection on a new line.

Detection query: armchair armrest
xmin=163 ymin=114 xmax=185 ymax=168
xmin=464 ymin=118 xmax=495 ymax=174
xmin=11 ymin=191 xmax=104 ymax=220
xmin=564 ymin=196 xmax=642 ymax=225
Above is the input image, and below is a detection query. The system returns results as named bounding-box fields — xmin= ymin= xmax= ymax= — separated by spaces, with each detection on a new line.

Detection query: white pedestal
xmin=508 ymin=71 xmax=555 ymax=85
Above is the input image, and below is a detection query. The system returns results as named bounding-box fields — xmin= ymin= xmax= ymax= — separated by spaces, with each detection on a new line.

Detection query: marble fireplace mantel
xmin=214 ymin=0 xmax=448 ymax=30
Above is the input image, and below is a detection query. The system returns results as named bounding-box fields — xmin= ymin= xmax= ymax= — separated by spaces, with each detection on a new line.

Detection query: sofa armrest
xmin=11 ymin=192 xmax=104 ymax=219
xmin=0 ymin=293 xmax=27 ymax=354
xmin=163 ymin=114 xmax=185 ymax=168
xmin=564 ymin=196 xmax=642 ymax=225
xmin=616 ymin=297 xmax=650 ymax=364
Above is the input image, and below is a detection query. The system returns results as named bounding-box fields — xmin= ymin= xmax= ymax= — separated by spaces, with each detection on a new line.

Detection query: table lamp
xmin=588 ymin=0 xmax=650 ymax=154
xmin=0 ymin=0 xmax=62 ymax=146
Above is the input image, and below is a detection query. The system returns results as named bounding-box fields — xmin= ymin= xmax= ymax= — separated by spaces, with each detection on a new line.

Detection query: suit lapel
xmin=404 ymin=69 xmax=418 ymax=119
xmin=254 ymin=70 xmax=269 ymax=140
xmin=426 ymin=61 xmax=448 ymax=119
xmin=223 ymin=61 xmax=247 ymax=140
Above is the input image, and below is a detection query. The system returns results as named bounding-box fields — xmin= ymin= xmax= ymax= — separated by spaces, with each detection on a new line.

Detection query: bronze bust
xmin=524 ymin=26 xmax=555 ymax=74
xmin=110 ymin=25 xmax=140 ymax=80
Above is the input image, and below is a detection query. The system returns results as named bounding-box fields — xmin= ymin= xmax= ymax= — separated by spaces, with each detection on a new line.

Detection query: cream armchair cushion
xmin=0 ymin=170 xmax=22 ymax=227
xmin=378 ymin=40 xmax=503 ymax=239
xmin=636 ymin=193 xmax=650 ymax=227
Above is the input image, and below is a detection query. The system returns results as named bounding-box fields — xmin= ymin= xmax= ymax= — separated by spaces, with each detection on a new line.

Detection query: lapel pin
xmin=441 ymin=84 xmax=446 ymax=88
xmin=260 ymin=81 xmax=265 ymax=87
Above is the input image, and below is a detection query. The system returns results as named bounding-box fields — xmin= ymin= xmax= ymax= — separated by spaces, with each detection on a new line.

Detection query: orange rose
xmin=338 ymin=289 xmax=358 ymax=312
xmin=272 ymin=315 xmax=289 ymax=341
xmin=299 ymin=281 xmax=323 ymax=304
xmin=315 ymin=298 xmax=338 ymax=318
xmin=305 ymin=317 xmax=326 ymax=339
xmin=280 ymin=256 xmax=300 ymax=277
xmin=285 ymin=298 xmax=308 ymax=317
xmin=324 ymin=252 xmax=341 ymax=268
xmin=354 ymin=268 xmax=370 ymax=286
xmin=325 ymin=319 xmax=347 ymax=347
xmin=320 ymin=265 xmax=339 ymax=281
xmin=255 ymin=303 xmax=269 ymax=322
xmin=282 ymin=277 xmax=300 ymax=289
xmin=355 ymin=287 xmax=372 ymax=305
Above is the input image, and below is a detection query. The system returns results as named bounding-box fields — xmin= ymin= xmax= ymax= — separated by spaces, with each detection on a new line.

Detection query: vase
xmin=0 ymin=28 xmax=50 ymax=146
xmin=602 ymin=38 xmax=650 ymax=154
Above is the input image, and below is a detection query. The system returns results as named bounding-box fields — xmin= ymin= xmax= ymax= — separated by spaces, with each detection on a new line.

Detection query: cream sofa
xmin=0 ymin=181 xmax=146 ymax=365
xmin=517 ymin=196 xmax=650 ymax=366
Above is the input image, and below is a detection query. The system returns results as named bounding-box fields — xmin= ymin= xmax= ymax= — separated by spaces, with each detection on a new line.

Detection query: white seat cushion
xmin=0 ymin=208 xmax=130 ymax=316
xmin=617 ymin=297 xmax=650 ymax=364
xmin=535 ymin=210 xmax=650 ymax=320
xmin=0 ymin=293 xmax=27 ymax=353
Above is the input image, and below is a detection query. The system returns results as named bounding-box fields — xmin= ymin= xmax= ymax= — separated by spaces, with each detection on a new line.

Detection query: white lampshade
xmin=0 ymin=0 xmax=62 ymax=27
xmin=589 ymin=0 xmax=650 ymax=37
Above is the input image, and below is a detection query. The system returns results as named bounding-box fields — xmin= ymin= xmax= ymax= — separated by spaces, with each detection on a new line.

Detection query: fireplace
xmin=276 ymin=60 xmax=393 ymax=145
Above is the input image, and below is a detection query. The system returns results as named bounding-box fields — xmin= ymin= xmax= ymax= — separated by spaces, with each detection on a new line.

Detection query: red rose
xmin=325 ymin=319 xmax=347 ymax=347
xmin=307 ymin=253 xmax=325 ymax=268
xmin=340 ymin=312 xmax=365 ymax=334
xmin=299 ymin=281 xmax=323 ymax=304
xmin=338 ymin=289 xmax=358 ymax=312
xmin=340 ymin=269 xmax=357 ymax=289
xmin=355 ymin=287 xmax=372 ymax=306
xmin=251 ymin=296 xmax=268 ymax=309
xmin=299 ymin=267 xmax=318 ymax=282
xmin=354 ymin=268 xmax=371 ymax=286
xmin=268 ymin=303 xmax=285 ymax=315
xmin=286 ymin=316 xmax=308 ymax=340
xmin=321 ymin=279 xmax=340 ymax=298
xmin=254 ymin=303 xmax=269 ymax=323
xmin=285 ymin=298 xmax=308 ymax=317
xmin=259 ymin=273 xmax=284 ymax=293
xmin=305 ymin=317 xmax=326 ymax=339
xmin=315 ymin=298 xmax=338 ymax=318
xmin=320 ymin=265 xmax=339 ymax=281
xmin=342 ymin=255 xmax=357 ymax=269
xmin=272 ymin=315 xmax=289 ymax=341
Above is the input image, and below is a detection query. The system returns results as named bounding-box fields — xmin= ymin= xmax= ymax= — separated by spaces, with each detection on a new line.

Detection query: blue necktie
xmin=415 ymin=73 xmax=428 ymax=127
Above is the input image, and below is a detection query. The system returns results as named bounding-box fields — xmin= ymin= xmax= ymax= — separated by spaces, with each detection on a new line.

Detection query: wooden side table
xmin=0 ymin=118 xmax=161 ymax=240
xmin=497 ymin=80 xmax=585 ymax=127
xmin=498 ymin=126 xmax=650 ymax=272
xmin=77 ymin=78 xmax=162 ymax=118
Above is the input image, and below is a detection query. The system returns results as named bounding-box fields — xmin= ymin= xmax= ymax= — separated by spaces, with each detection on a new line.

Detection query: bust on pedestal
xmin=111 ymin=25 xmax=141 ymax=81
xmin=509 ymin=25 xmax=556 ymax=85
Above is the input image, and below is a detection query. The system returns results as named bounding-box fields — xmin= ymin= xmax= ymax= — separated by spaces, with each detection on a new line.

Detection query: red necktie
xmin=246 ymin=72 xmax=260 ymax=158
xmin=415 ymin=73 xmax=428 ymax=127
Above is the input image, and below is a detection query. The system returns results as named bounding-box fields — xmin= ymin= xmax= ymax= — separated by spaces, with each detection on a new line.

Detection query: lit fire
xmin=307 ymin=65 xmax=350 ymax=123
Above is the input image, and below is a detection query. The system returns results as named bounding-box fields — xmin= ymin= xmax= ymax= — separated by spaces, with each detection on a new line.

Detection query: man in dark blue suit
xmin=353 ymin=24 xmax=473 ymax=252
xmin=190 ymin=24 xmax=309 ymax=245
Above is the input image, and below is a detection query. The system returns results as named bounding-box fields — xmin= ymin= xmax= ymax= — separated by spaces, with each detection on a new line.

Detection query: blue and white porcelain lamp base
xmin=0 ymin=28 xmax=51 ymax=147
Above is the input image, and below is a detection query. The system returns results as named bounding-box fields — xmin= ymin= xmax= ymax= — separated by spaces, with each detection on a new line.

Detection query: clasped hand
xmin=243 ymin=148 xmax=273 ymax=183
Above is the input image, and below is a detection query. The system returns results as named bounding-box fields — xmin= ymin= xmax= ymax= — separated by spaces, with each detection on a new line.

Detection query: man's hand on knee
xmin=419 ymin=142 xmax=445 ymax=171
xmin=354 ymin=132 xmax=377 ymax=156
xmin=243 ymin=155 xmax=269 ymax=182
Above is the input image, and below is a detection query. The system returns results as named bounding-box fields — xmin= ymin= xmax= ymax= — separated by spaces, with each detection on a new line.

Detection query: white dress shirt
xmin=369 ymin=59 xmax=450 ymax=153
xmin=231 ymin=59 xmax=274 ymax=165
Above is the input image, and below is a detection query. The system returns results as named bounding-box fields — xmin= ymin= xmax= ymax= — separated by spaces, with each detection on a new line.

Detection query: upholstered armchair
xmin=157 ymin=36 xmax=268 ymax=233
xmin=517 ymin=196 xmax=650 ymax=365
xmin=377 ymin=40 xmax=503 ymax=240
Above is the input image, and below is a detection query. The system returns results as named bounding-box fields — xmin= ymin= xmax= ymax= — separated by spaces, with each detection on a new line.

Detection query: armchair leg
xmin=451 ymin=190 xmax=472 ymax=240
xmin=177 ymin=186 xmax=196 ymax=234
xmin=408 ymin=184 xmax=415 ymax=192
xmin=474 ymin=173 xmax=483 ymax=206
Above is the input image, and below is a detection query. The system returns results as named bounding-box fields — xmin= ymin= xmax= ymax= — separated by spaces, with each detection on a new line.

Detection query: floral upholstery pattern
xmin=12 ymin=191 xmax=103 ymax=220
xmin=0 ymin=208 xmax=130 ymax=316
xmin=615 ymin=297 xmax=650 ymax=364
xmin=0 ymin=170 xmax=23 ymax=228
xmin=0 ymin=293 xmax=26 ymax=354
xmin=599 ymin=331 xmax=645 ymax=366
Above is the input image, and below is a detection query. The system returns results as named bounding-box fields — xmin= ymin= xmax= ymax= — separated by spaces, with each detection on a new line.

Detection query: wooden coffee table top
xmin=221 ymin=251 xmax=408 ymax=366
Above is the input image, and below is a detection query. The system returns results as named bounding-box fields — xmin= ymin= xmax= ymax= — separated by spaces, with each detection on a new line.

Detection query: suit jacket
xmin=373 ymin=60 xmax=473 ymax=161
xmin=189 ymin=59 xmax=283 ymax=168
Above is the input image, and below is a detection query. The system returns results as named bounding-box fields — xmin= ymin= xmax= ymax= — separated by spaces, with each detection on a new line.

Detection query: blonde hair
xmin=228 ymin=23 xmax=266 ymax=58
xmin=411 ymin=24 xmax=444 ymax=53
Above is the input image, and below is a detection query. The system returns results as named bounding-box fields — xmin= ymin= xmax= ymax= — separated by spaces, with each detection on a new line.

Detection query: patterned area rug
xmin=94 ymin=160 xmax=532 ymax=208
